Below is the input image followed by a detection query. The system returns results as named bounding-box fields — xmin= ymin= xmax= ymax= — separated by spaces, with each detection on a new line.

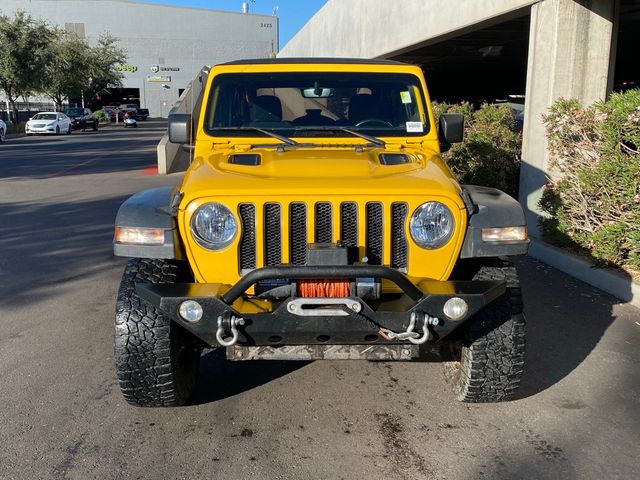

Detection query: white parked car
xmin=0 ymin=118 xmax=6 ymax=143
xmin=25 ymin=112 xmax=72 ymax=135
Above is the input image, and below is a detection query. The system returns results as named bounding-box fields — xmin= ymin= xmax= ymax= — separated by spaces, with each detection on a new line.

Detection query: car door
xmin=59 ymin=113 xmax=70 ymax=132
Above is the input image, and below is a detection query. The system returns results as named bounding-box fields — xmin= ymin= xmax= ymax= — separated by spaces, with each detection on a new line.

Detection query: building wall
xmin=0 ymin=0 xmax=278 ymax=117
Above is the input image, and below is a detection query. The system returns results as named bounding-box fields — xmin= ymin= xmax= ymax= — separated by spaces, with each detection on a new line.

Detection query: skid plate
xmin=226 ymin=344 xmax=419 ymax=361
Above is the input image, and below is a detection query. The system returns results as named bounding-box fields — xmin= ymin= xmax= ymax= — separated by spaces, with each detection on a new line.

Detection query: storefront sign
xmin=151 ymin=65 xmax=180 ymax=73
xmin=117 ymin=64 xmax=138 ymax=73
xmin=146 ymin=75 xmax=172 ymax=82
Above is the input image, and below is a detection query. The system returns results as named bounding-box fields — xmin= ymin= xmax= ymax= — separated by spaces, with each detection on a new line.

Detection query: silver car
xmin=25 ymin=112 xmax=72 ymax=135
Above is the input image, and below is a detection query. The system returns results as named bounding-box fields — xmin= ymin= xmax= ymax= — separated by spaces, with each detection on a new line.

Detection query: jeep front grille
xmin=238 ymin=201 xmax=409 ymax=272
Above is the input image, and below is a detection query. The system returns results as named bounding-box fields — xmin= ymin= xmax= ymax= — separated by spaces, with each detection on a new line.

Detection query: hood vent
xmin=379 ymin=153 xmax=410 ymax=165
xmin=229 ymin=154 xmax=261 ymax=166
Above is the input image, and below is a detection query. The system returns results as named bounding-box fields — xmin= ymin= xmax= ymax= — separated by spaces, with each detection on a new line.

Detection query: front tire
xmin=442 ymin=259 xmax=526 ymax=402
xmin=115 ymin=258 xmax=201 ymax=407
xmin=55 ymin=126 xmax=60 ymax=135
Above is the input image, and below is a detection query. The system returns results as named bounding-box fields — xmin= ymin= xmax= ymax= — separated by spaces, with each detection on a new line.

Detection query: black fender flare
xmin=113 ymin=187 xmax=185 ymax=259
xmin=459 ymin=185 xmax=529 ymax=258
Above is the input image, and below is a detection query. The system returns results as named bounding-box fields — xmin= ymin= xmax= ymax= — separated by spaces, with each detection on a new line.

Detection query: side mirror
xmin=168 ymin=113 xmax=192 ymax=144
xmin=438 ymin=113 xmax=464 ymax=152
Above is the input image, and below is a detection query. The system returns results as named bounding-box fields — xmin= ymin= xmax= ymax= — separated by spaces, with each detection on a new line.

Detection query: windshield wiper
xmin=209 ymin=127 xmax=298 ymax=147
xmin=293 ymin=126 xmax=386 ymax=148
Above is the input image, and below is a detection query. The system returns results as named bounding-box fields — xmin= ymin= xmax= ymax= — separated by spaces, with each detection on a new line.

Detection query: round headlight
xmin=410 ymin=202 xmax=454 ymax=249
xmin=191 ymin=203 xmax=237 ymax=250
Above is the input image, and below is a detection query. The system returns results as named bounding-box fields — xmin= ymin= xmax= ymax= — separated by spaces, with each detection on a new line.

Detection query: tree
xmin=0 ymin=11 xmax=55 ymax=122
xmin=42 ymin=30 xmax=93 ymax=110
xmin=86 ymin=34 xmax=127 ymax=101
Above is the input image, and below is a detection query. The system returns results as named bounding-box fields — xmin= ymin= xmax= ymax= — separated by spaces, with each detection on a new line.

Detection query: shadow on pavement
xmin=191 ymin=349 xmax=309 ymax=404
xmin=514 ymin=256 xmax=624 ymax=399
xmin=0 ymin=196 xmax=128 ymax=309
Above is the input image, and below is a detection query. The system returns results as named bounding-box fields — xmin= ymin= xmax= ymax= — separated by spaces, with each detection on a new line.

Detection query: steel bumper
xmin=136 ymin=265 xmax=505 ymax=347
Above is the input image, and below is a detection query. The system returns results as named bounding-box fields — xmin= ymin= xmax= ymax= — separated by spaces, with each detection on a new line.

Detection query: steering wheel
xmin=354 ymin=118 xmax=394 ymax=127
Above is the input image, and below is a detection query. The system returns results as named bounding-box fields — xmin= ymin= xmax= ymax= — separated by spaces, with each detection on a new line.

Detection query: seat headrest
xmin=348 ymin=94 xmax=379 ymax=124
xmin=251 ymin=95 xmax=283 ymax=123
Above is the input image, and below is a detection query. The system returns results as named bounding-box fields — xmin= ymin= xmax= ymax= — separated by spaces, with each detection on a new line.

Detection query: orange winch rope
xmin=298 ymin=279 xmax=351 ymax=297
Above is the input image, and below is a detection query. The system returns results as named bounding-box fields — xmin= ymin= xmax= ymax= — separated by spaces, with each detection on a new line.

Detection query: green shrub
xmin=540 ymin=90 xmax=640 ymax=270
xmin=93 ymin=109 xmax=107 ymax=123
xmin=432 ymin=102 xmax=522 ymax=198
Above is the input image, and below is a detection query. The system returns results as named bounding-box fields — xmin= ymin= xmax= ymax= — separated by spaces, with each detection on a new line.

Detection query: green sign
xmin=117 ymin=64 xmax=138 ymax=73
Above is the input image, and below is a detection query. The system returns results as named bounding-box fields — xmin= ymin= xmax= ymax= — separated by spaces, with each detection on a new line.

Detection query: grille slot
xmin=391 ymin=203 xmax=408 ymax=270
xmin=290 ymin=203 xmax=307 ymax=265
xmin=238 ymin=204 xmax=256 ymax=271
xmin=340 ymin=202 xmax=358 ymax=247
xmin=365 ymin=203 xmax=384 ymax=265
xmin=314 ymin=202 xmax=333 ymax=243
xmin=264 ymin=203 xmax=281 ymax=266
xmin=238 ymin=200 xmax=409 ymax=273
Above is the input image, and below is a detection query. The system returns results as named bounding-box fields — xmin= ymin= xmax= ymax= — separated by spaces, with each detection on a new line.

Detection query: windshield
xmin=32 ymin=113 xmax=57 ymax=120
xmin=205 ymin=72 xmax=429 ymax=138
xmin=65 ymin=108 xmax=84 ymax=116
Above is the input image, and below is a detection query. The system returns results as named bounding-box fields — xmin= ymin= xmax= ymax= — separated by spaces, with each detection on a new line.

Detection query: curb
xmin=528 ymin=239 xmax=640 ymax=308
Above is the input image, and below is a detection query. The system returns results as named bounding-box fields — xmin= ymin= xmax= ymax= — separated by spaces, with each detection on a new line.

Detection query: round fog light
xmin=179 ymin=300 xmax=203 ymax=323
xmin=443 ymin=297 xmax=468 ymax=321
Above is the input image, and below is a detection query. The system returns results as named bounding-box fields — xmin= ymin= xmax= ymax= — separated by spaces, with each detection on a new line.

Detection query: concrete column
xmin=520 ymin=0 xmax=618 ymax=235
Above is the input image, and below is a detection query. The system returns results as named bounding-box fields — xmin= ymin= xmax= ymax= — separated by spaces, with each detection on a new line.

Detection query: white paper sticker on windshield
xmin=400 ymin=91 xmax=412 ymax=104
xmin=406 ymin=121 xmax=424 ymax=133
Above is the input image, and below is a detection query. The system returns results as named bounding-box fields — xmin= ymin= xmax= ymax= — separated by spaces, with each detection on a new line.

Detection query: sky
xmin=136 ymin=0 xmax=328 ymax=49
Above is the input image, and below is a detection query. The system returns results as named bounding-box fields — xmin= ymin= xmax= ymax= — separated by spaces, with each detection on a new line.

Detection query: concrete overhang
xmin=279 ymin=0 xmax=539 ymax=59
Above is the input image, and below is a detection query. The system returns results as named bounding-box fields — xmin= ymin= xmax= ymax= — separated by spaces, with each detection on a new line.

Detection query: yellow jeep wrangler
xmin=113 ymin=58 xmax=529 ymax=407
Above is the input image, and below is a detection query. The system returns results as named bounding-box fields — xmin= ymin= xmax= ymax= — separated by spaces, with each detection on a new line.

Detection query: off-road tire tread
xmin=115 ymin=258 xmax=200 ymax=407
xmin=443 ymin=258 xmax=526 ymax=402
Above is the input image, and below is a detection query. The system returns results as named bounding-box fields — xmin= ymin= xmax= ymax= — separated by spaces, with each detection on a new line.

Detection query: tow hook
xmin=379 ymin=311 xmax=439 ymax=345
xmin=216 ymin=312 xmax=245 ymax=346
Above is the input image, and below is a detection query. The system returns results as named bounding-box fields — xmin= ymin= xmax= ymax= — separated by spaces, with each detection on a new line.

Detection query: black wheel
xmin=67 ymin=125 xmax=71 ymax=135
xmin=115 ymin=258 xmax=202 ymax=407
xmin=442 ymin=258 xmax=526 ymax=402
xmin=92 ymin=120 xmax=98 ymax=131
xmin=0 ymin=127 xmax=5 ymax=143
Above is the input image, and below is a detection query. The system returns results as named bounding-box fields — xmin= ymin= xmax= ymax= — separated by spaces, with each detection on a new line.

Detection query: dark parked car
xmin=65 ymin=107 xmax=98 ymax=131
xmin=136 ymin=108 xmax=149 ymax=121
xmin=103 ymin=107 xmax=124 ymax=122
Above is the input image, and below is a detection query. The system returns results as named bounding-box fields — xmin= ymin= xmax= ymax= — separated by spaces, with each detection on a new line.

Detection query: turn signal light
xmin=114 ymin=227 xmax=164 ymax=245
xmin=481 ymin=226 xmax=528 ymax=242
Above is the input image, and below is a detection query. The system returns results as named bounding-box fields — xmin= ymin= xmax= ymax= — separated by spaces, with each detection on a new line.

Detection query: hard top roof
xmin=218 ymin=57 xmax=409 ymax=66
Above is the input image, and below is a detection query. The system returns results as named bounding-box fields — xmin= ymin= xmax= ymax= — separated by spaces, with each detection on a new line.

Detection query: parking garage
xmin=280 ymin=0 xmax=639 ymax=235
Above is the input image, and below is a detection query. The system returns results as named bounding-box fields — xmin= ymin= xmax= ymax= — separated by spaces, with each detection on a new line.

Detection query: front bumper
xmin=26 ymin=126 xmax=56 ymax=134
xmin=136 ymin=265 xmax=505 ymax=347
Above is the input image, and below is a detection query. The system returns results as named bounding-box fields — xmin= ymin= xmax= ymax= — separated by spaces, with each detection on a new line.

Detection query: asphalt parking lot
xmin=0 ymin=122 xmax=639 ymax=480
